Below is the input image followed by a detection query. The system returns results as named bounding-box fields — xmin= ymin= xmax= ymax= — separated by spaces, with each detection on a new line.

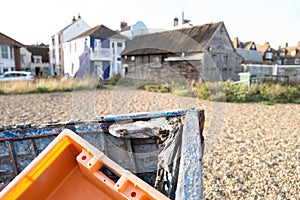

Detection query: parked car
xmin=0 ymin=71 xmax=34 ymax=81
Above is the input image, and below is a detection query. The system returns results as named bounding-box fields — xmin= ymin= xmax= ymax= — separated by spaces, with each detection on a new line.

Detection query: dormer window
xmin=265 ymin=52 xmax=273 ymax=59
xmin=251 ymin=44 xmax=256 ymax=50
xmin=33 ymin=55 xmax=42 ymax=63
xmin=280 ymin=51 xmax=286 ymax=57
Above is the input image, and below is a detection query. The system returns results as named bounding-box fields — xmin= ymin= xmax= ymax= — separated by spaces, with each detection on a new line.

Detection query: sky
xmin=1 ymin=0 xmax=300 ymax=48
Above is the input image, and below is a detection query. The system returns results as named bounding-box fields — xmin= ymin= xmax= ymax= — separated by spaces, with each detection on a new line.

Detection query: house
xmin=277 ymin=42 xmax=300 ymax=65
xmin=232 ymin=37 xmax=279 ymax=77
xmin=121 ymin=22 xmax=243 ymax=82
xmin=119 ymin=21 xmax=148 ymax=39
xmin=50 ymin=15 xmax=90 ymax=76
xmin=233 ymin=37 xmax=257 ymax=50
xmin=256 ymin=42 xmax=276 ymax=62
xmin=0 ymin=32 xmax=23 ymax=74
xmin=63 ymin=25 xmax=127 ymax=79
xmin=22 ymin=44 xmax=50 ymax=77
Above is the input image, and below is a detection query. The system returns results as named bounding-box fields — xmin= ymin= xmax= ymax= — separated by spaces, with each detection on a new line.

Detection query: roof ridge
xmin=134 ymin=21 xmax=223 ymax=38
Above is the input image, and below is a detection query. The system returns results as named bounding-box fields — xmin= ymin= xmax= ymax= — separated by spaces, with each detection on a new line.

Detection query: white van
xmin=0 ymin=71 xmax=35 ymax=81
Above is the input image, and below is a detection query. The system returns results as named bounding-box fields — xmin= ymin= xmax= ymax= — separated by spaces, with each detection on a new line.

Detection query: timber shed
xmin=121 ymin=22 xmax=243 ymax=82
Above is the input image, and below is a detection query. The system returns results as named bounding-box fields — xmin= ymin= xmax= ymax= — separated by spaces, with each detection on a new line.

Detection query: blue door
xmin=102 ymin=61 xmax=110 ymax=79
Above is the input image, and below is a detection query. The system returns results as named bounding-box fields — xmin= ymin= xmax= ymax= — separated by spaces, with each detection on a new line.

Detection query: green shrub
xmin=144 ymin=83 xmax=171 ymax=93
xmin=36 ymin=86 xmax=49 ymax=93
xmin=259 ymin=101 xmax=274 ymax=106
xmin=192 ymin=81 xmax=300 ymax=104
xmin=108 ymin=74 xmax=122 ymax=85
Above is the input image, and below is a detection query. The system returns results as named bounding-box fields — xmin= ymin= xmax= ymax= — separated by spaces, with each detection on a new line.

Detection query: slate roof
xmin=26 ymin=45 xmax=50 ymax=63
xmin=0 ymin=32 xmax=23 ymax=47
xmin=70 ymin=25 xmax=127 ymax=41
xmin=236 ymin=48 xmax=263 ymax=63
xmin=121 ymin=22 xmax=222 ymax=56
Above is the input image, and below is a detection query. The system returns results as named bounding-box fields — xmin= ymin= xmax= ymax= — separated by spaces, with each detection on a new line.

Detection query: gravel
xmin=0 ymin=89 xmax=299 ymax=199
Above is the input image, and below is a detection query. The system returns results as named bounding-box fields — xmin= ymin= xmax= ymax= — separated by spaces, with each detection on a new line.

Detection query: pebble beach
xmin=0 ymin=89 xmax=299 ymax=199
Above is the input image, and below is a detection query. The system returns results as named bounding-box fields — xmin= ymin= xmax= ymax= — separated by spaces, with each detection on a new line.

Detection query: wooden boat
xmin=0 ymin=109 xmax=204 ymax=199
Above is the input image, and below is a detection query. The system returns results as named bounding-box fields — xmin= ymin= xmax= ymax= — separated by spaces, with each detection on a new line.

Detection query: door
xmin=102 ymin=61 xmax=110 ymax=79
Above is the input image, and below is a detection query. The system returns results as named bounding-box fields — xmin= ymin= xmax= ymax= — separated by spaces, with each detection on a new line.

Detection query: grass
xmin=0 ymin=77 xmax=104 ymax=95
xmin=1 ymin=76 xmax=300 ymax=104
xmin=143 ymin=80 xmax=300 ymax=104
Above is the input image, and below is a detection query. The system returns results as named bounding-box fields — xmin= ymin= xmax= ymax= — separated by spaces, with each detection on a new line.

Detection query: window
xmin=223 ymin=55 xmax=228 ymax=65
xmin=1 ymin=46 xmax=9 ymax=59
xmin=112 ymin=42 xmax=115 ymax=55
xmin=94 ymin=39 xmax=101 ymax=49
xmin=21 ymin=55 xmax=25 ymax=63
xmin=117 ymin=43 xmax=122 ymax=47
xmin=10 ymin=46 xmax=13 ymax=59
xmin=280 ymin=52 xmax=286 ymax=57
xmin=71 ymin=63 xmax=74 ymax=74
xmin=33 ymin=55 xmax=42 ymax=63
xmin=265 ymin=52 xmax=273 ymax=59
xmin=295 ymin=59 xmax=300 ymax=64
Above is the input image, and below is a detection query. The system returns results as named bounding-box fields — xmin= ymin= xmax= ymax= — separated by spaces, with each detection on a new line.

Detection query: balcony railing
xmin=90 ymin=48 xmax=112 ymax=61
xmin=31 ymin=63 xmax=50 ymax=68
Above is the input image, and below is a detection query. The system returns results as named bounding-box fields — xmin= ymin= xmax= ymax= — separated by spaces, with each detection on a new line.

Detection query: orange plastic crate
xmin=0 ymin=129 xmax=169 ymax=200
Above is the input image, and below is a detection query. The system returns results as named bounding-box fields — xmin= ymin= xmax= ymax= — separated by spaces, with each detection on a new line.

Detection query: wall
xmin=206 ymin=23 xmax=242 ymax=81
xmin=13 ymin=47 xmax=21 ymax=71
xmin=20 ymin=47 xmax=32 ymax=69
xmin=64 ymin=37 xmax=88 ymax=77
xmin=122 ymin=54 xmax=203 ymax=82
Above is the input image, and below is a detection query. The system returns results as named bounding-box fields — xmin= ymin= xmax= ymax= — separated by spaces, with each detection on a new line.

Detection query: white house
xmin=20 ymin=47 xmax=31 ymax=70
xmin=63 ymin=25 xmax=127 ymax=79
xmin=24 ymin=45 xmax=51 ymax=77
xmin=0 ymin=32 xmax=23 ymax=74
xmin=49 ymin=15 xmax=90 ymax=76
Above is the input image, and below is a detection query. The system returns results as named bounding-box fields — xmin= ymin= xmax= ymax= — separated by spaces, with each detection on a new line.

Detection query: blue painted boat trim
xmin=0 ymin=109 xmax=186 ymax=140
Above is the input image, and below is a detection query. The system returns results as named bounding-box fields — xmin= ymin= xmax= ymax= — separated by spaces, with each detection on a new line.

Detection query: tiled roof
xmin=243 ymin=42 xmax=256 ymax=50
xmin=121 ymin=22 xmax=222 ymax=55
xmin=26 ymin=45 xmax=49 ymax=63
xmin=256 ymin=43 xmax=270 ymax=54
xmin=0 ymin=32 xmax=23 ymax=46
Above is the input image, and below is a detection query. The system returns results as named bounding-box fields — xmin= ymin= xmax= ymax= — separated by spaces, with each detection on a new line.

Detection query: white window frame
xmin=1 ymin=45 xmax=9 ymax=59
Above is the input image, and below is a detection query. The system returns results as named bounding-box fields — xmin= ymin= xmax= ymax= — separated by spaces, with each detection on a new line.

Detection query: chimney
xmin=78 ymin=14 xmax=81 ymax=19
xmin=72 ymin=16 xmax=76 ymax=23
xmin=174 ymin=17 xmax=178 ymax=27
xmin=233 ymin=37 xmax=239 ymax=48
xmin=120 ymin=21 xmax=128 ymax=29
xmin=285 ymin=42 xmax=288 ymax=47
